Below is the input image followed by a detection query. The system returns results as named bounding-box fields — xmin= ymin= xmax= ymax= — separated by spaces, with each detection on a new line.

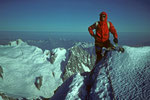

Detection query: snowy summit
xmin=52 ymin=46 xmax=150 ymax=100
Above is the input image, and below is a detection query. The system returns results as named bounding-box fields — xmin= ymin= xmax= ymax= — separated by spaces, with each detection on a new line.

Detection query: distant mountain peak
xmin=8 ymin=39 xmax=27 ymax=46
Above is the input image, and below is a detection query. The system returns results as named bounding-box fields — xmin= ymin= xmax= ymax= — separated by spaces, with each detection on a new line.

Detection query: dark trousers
xmin=95 ymin=40 xmax=114 ymax=64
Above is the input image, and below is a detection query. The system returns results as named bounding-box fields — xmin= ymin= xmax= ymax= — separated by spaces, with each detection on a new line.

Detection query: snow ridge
xmin=65 ymin=73 xmax=84 ymax=100
xmin=52 ymin=46 xmax=150 ymax=100
xmin=87 ymin=46 xmax=150 ymax=100
xmin=86 ymin=52 xmax=115 ymax=100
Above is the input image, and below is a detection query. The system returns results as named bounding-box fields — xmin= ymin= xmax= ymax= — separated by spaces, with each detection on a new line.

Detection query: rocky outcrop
xmin=0 ymin=93 xmax=16 ymax=100
xmin=0 ymin=65 xmax=3 ymax=79
xmin=63 ymin=45 xmax=96 ymax=81
xmin=34 ymin=76 xmax=43 ymax=90
xmin=8 ymin=39 xmax=26 ymax=46
xmin=50 ymin=51 xmax=58 ymax=64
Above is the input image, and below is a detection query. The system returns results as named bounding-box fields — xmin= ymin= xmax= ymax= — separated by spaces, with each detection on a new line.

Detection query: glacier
xmin=0 ymin=39 xmax=150 ymax=100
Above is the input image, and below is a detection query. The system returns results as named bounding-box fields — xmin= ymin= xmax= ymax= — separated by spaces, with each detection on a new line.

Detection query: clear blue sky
xmin=0 ymin=0 xmax=150 ymax=32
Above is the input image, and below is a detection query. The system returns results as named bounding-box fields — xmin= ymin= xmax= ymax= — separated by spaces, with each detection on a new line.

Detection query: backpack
xmin=95 ymin=21 xmax=110 ymax=31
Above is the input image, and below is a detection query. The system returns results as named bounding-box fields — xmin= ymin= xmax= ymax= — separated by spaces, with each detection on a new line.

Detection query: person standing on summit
xmin=88 ymin=11 xmax=118 ymax=64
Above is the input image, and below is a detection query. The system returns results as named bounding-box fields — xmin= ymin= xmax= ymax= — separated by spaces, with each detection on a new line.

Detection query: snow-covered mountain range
xmin=0 ymin=39 xmax=67 ymax=99
xmin=0 ymin=39 xmax=95 ymax=100
xmin=0 ymin=39 xmax=150 ymax=100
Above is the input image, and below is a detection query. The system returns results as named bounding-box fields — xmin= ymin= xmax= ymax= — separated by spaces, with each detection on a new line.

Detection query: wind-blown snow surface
xmin=108 ymin=46 xmax=150 ymax=100
xmin=0 ymin=39 xmax=66 ymax=99
xmin=52 ymin=46 xmax=150 ymax=100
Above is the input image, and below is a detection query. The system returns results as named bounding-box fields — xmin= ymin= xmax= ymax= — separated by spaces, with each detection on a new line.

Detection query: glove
xmin=113 ymin=38 xmax=118 ymax=44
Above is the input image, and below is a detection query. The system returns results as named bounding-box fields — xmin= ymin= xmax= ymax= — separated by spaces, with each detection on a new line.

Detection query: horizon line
xmin=0 ymin=30 xmax=150 ymax=33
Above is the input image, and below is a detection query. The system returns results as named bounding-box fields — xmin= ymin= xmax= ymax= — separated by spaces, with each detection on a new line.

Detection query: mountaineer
xmin=88 ymin=11 xmax=118 ymax=64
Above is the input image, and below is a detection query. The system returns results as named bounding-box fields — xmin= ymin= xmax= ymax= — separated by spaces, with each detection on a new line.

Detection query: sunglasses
xmin=102 ymin=15 xmax=106 ymax=18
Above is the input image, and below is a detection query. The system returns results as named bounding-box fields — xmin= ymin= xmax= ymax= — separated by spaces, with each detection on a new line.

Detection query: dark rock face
xmin=0 ymin=65 xmax=3 ymax=79
xmin=34 ymin=76 xmax=43 ymax=90
xmin=63 ymin=45 xmax=96 ymax=81
xmin=50 ymin=52 xmax=57 ymax=64
xmin=0 ymin=93 xmax=16 ymax=100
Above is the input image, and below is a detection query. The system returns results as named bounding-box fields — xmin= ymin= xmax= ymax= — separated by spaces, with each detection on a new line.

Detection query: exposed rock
xmin=9 ymin=39 xmax=26 ymax=46
xmin=0 ymin=66 xmax=3 ymax=73
xmin=63 ymin=45 xmax=96 ymax=81
xmin=0 ymin=74 xmax=2 ymax=79
xmin=34 ymin=76 xmax=43 ymax=90
xmin=50 ymin=51 xmax=57 ymax=64
xmin=0 ymin=93 xmax=16 ymax=100
xmin=50 ymin=48 xmax=66 ymax=64
xmin=0 ymin=66 xmax=3 ymax=79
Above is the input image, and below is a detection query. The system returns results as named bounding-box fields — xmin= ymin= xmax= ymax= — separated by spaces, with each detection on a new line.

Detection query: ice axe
xmin=114 ymin=43 xmax=125 ymax=53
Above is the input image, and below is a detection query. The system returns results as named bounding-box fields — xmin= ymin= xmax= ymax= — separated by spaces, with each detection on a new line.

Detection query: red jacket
xmin=88 ymin=12 xmax=118 ymax=43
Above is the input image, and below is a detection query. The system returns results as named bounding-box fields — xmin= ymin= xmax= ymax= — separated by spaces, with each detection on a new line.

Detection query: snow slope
xmin=51 ymin=73 xmax=86 ymax=100
xmin=0 ymin=96 xmax=2 ymax=100
xmin=108 ymin=46 xmax=150 ymax=100
xmin=52 ymin=46 xmax=150 ymax=100
xmin=0 ymin=39 xmax=66 ymax=99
